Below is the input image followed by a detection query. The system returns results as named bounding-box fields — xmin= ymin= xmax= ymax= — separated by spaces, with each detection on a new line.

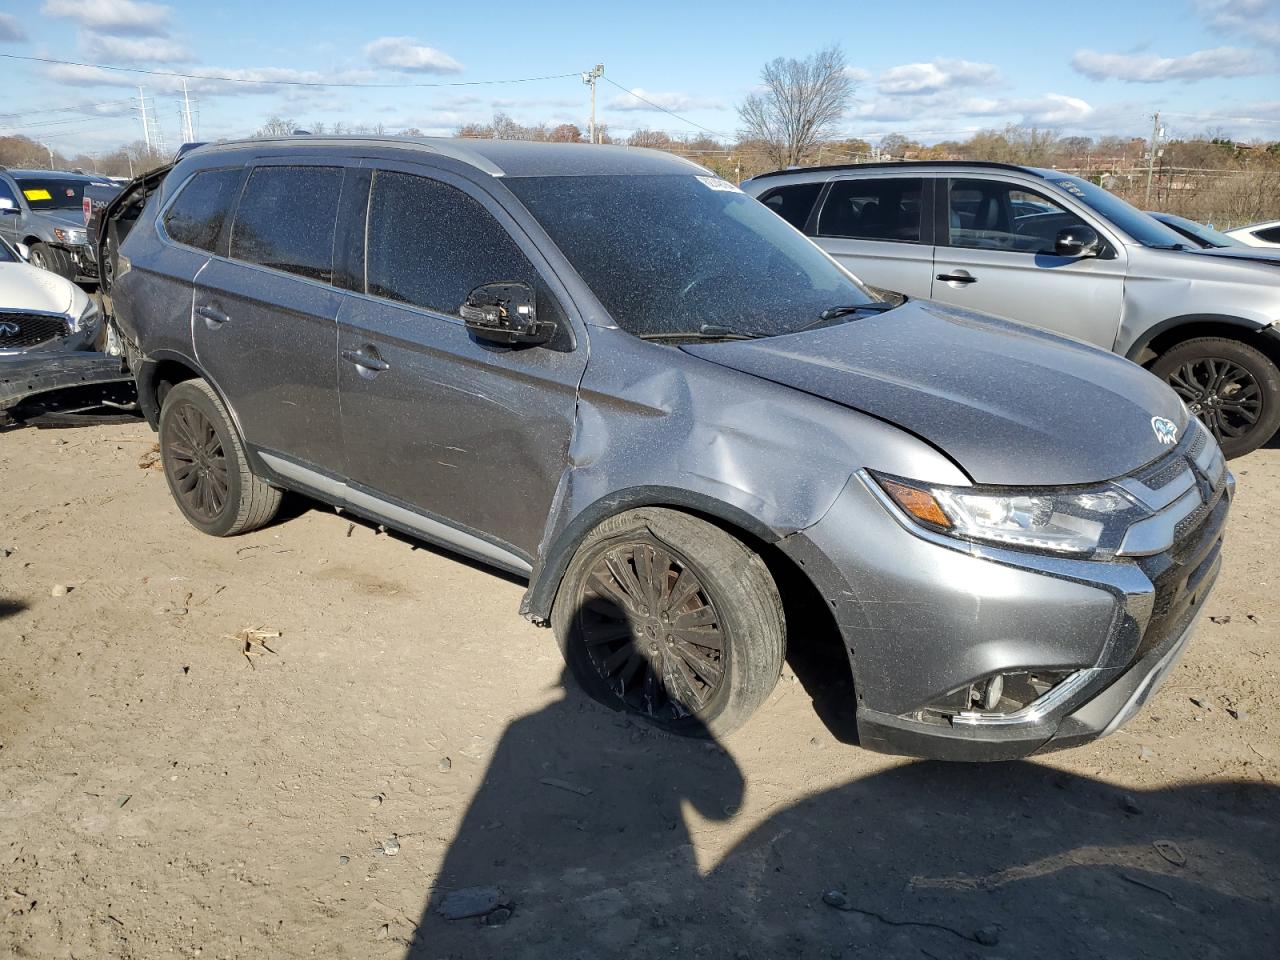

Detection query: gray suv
xmin=742 ymin=161 xmax=1280 ymax=458
xmin=0 ymin=168 xmax=112 ymax=283
xmin=106 ymin=137 xmax=1231 ymax=760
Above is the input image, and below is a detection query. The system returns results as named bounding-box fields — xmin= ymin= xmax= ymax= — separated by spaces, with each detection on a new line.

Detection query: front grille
xmin=0 ymin=312 xmax=71 ymax=348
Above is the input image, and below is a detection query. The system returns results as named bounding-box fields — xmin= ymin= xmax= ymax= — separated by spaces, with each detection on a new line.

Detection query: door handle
xmin=936 ymin=272 xmax=978 ymax=285
xmin=341 ymin=347 xmax=390 ymax=373
xmin=196 ymin=304 xmax=230 ymax=327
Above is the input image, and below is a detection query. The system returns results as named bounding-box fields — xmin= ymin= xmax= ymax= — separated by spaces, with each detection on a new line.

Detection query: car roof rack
xmin=746 ymin=160 xmax=1048 ymax=181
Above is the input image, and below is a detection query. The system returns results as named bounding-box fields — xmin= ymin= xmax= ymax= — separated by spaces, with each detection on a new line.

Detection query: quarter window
xmin=816 ymin=178 xmax=923 ymax=242
xmin=229 ymin=166 xmax=343 ymax=282
xmin=162 ymin=168 xmax=243 ymax=252
xmin=757 ymin=182 xmax=823 ymax=230
xmin=1255 ymin=225 xmax=1280 ymax=244
xmin=365 ymin=170 xmax=535 ymax=316
xmin=946 ymin=179 xmax=1090 ymax=254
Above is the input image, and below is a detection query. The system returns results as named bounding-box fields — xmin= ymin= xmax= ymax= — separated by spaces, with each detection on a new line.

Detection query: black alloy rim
xmin=576 ymin=539 xmax=726 ymax=721
xmin=167 ymin=402 xmax=229 ymax=522
xmin=1166 ymin=357 xmax=1262 ymax=442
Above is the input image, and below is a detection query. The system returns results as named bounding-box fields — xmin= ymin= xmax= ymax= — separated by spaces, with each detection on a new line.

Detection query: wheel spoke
xmin=632 ymin=544 xmax=662 ymax=613
xmin=582 ymin=622 xmax=631 ymax=646
xmin=672 ymin=604 xmax=718 ymax=630
xmin=604 ymin=554 xmax=646 ymax=612
xmin=600 ymin=643 xmax=634 ymax=676
xmin=588 ymin=571 xmax=639 ymax=615
xmin=671 ymin=626 xmax=723 ymax=651
xmin=664 ymin=566 xmax=701 ymax=614
xmin=672 ymin=638 xmax=724 ymax=686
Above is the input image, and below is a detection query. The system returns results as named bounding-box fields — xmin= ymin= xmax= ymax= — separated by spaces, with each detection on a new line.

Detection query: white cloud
xmin=843 ymin=66 xmax=872 ymax=83
xmin=364 ymin=36 xmax=463 ymax=74
xmin=606 ymin=88 xmax=724 ymax=112
xmin=81 ymin=32 xmax=192 ymax=63
xmin=0 ymin=12 xmax=27 ymax=42
xmin=42 ymin=0 xmax=171 ymax=37
xmin=44 ymin=62 xmax=374 ymax=96
xmin=1071 ymin=46 xmax=1270 ymax=82
xmin=877 ymin=59 xmax=1001 ymax=95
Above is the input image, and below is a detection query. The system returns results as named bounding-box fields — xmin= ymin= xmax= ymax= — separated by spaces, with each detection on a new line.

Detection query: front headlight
xmin=871 ymin=472 xmax=1147 ymax=557
xmin=53 ymin=226 xmax=88 ymax=245
xmin=76 ymin=295 xmax=100 ymax=330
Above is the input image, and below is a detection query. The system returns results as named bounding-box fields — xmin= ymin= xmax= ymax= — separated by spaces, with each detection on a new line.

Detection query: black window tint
xmin=162 ymin=168 xmax=242 ymax=252
xmin=365 ymin=170 xmax=534 ymax=316
xmin=0 ymin=179 xmax=16 ymax=205
xmin=1256 ymin=225 xmax=1280 ymax=244
xmin=817 ymin=178 xmax=922 ymax=242
xmin=758 ymin=182 xmax=823 ymax=230
xmin=947 ymin=178 xmax=1089 ymax=254
xmin=229 ymin=166 xmax=343 ymax=281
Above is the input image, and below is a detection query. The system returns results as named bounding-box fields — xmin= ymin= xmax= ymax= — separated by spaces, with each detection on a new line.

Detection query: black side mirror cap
xmin=460 ymin=281 xmax=556 ymax=346
xmin=1054 ymin=225 xmax=1101 ymax=258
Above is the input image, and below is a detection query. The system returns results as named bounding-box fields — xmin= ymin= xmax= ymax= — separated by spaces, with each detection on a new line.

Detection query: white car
xmin=1225 ymin=219 xmax=1280 ymax=248
xmin=0 ymin=237 xmax=100 ymax=355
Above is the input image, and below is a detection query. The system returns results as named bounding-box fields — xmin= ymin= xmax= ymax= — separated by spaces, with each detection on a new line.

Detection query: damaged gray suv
xmin=106 ymin=137 xmax=1232 ymax=760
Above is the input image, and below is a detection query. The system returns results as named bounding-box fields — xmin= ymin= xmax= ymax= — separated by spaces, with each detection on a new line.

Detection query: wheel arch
xmin=1125 ymin=314 xmax=1280 ymax=368
xmin=135 ymin=351 xmax=245 ymax=439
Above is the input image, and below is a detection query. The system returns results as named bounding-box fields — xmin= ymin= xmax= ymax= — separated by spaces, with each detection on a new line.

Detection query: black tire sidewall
xmin=1152 ymin=338 xmax=1280 ymax=458
xmin=158 ymin=382 xmax=245 ymax=536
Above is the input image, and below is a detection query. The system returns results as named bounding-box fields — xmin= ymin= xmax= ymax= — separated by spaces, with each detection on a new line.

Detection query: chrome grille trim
xmin=1118 ymin=487 xmax=1204 ymax=556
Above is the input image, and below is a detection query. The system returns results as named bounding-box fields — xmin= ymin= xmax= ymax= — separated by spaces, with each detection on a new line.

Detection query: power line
xmin=1 ymin=53 xmax=581 ymax=89
xmin=601 ymin=76 xmax=730 ymax=137
xmin=0 ymin=97 xmax=136 ymax=121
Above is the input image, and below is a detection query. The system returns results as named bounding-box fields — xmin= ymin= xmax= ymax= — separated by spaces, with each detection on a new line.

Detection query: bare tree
xmin=255 ymin=116 xmax=298 ymax=137
xmin=738 ymin=46 xmax=854 ymax=168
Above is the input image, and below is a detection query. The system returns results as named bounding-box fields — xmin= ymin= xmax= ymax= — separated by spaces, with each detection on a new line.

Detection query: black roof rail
xmin=746 ymin=159 xmax=1048 ymax=181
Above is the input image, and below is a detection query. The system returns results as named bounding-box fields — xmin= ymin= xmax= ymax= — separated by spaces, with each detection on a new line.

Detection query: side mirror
xmin=1054 ymin=225 xmax=1101 ymax=258
xmin=460 ymin=281 xmax=554 ymax=346
xmin=15 ymin=242 xmax=29 ymax=261
xmin=0 ymin=198 xmax=17 ymax=215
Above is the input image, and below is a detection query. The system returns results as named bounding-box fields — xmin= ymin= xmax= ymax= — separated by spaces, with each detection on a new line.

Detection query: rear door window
xmin=229 ymin=165 xmax=343 ymax=282
xmin=162 ymin=168 xmax=243 ymax=252
xmin=364 ymin=170 xmax=535 ymax=316
xmin=757 ymin=182 xmax=823 ymax=231
xmin=816 ymin=178 xmax=923 ymax=242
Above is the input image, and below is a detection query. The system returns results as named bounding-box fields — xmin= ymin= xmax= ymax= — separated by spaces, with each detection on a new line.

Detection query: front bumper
xmin=781 ymin=435 xmax=1231 ymax=761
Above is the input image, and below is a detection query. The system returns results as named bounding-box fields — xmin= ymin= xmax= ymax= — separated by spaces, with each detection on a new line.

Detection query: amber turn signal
xmin=878 ymin=479 xmax=953 ymax=529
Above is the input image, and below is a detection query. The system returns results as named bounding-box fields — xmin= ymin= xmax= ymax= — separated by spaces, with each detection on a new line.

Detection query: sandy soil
xmin=1 ymin=420 xmax=1277 ymax=960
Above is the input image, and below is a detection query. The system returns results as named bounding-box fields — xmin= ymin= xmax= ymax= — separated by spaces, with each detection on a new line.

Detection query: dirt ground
xmin=1 ymin=419 xmax=1277 ymax=960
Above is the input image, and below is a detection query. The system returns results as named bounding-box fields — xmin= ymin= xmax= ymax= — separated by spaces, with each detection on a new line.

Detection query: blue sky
xmin=2 ymin=0 xmax=1278 ymax=152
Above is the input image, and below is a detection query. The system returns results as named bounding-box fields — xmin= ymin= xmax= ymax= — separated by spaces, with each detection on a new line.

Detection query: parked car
xmin=742 ymin=161 xmax=1280 ymax=458
xmin=1147 ymin=211 xmax=1245 ymax=249
xmin=1225 ymin=219 xmax=1280 ymax=248
xmin=104 ymin=137 xmax=1230 ymax=760
xmin=0 ymin=168 xmax=121 ymax=284
xmin=0 ymin=234 xmax=101 ymax=354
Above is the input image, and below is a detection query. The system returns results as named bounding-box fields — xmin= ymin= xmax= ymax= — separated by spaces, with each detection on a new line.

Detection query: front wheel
xmin=552 ymin=508 xmax=785 ymax=738
xmin=27 ymin=241 xmax=72 ymax=280
xmin=1152 ymin=337 xmax=1280 ymax=459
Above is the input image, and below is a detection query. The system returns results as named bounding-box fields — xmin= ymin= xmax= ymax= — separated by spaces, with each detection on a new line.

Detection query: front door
xmin=336 ymin=165 xmax=585 ymax=561
xmin=192 ymin=161 xmax=349 ymax=472
xmin=810 ymin=175 xmax=934 ymax=299
xmin=931 ymin=177 xmax=1127 ymax=348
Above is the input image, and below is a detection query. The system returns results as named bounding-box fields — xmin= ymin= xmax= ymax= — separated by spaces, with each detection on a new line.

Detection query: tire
xmin=158 ymin=379 xmax=281 ymax=536
xmin=27 ymin=242 xmax=73 ymax=281
xmin=551 ymin=507 xmax=785 ymax=738
xmin=1151 ymin=337 xmax=1280 ymax=459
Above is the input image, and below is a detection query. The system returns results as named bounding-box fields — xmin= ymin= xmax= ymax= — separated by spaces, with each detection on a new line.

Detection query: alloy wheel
xmin=166 ymin=401 xmax=230 ymax=522
xmin=1165 ymin=357 xmax=1262 ymax=443
xmin=575 ymin=538 xmax=726 ymax=721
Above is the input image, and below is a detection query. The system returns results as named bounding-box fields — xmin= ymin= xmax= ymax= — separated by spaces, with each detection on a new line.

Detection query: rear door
xmin=810 ymin=174 xmax=934 ymax=298
xmin=931 ymin=176 xmax=1127 ymax=348
xmin=335 ymin=163 xmax=585 ymax=561
xmin=192 ymin=160 xmax=349 ymax=472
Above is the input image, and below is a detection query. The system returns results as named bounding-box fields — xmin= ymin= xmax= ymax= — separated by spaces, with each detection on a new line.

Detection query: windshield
xmin=1154 ymin=213 xmax=1243 ymax=249
xmin=1048 ymin=175 xmax=1192 ymax=249
xmin=505 ymin=174 xmax=877 ymax=338
xmin=14 ymin=176 xmax=88 ymax=211
xmin=0 ymin=239 xmax=17 ymax=263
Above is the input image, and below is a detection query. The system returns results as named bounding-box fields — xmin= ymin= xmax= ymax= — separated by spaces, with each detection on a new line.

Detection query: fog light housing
xmin=914 ymin=669 xmax=1087 ymax=727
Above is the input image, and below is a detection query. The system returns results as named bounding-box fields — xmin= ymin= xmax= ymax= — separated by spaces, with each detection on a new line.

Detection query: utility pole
xmin=137 ymin=86 xmax=152 ymax=155
xmin=1144 ymin=111 xmax=1162 ymax=205
xmin=181 ymin=78 xmax=195 ymax=142
xmin=41 ymin=141 xmax=53 ymax=168
xmin=581 ymin=63 xmax=604 ymax=144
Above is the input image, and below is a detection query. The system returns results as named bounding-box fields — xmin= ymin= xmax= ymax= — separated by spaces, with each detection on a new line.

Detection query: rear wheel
xmin=158 ymin=379 xmax=281 ymax=536
xmin=552 ymin=508 xmax=785 ymax=738
xmin=1152 ymin=337 xmax=1280 ymax=458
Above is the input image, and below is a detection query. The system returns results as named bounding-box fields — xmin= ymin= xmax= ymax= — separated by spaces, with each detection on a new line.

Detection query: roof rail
xmin=747 ymin=159 xmax=1045 ymax=181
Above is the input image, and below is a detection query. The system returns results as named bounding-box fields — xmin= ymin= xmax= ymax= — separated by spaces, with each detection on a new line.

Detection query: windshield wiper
xmin=638 ymin=323 xmax=769 ymax=342
xmin=793 ymin=301 xmax=899 ymax=333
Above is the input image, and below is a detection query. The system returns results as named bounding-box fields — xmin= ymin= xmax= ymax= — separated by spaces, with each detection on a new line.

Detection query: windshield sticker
xmin=22 ymin=188 xmax=52 ymax=201
xmin=695 ymin=175 xmax=742 ymax=193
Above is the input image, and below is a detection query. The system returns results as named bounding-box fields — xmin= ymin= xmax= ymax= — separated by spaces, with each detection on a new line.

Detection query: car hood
xmin=38 ymin=209 xmax=87 ymax=231
xmin=681 ymin=300 xmax=1188 ymax=487
xmin=0 ymin=262 xmax=76 ymax=315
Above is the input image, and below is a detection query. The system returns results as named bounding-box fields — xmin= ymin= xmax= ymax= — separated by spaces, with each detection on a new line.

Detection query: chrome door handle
xmin=936 ymin=273 xmax=978 ymax=285
xmin=341 ymin=348 xmax=390 ymax=372
xmin=196 ymin=304 xmax=230 ymax=326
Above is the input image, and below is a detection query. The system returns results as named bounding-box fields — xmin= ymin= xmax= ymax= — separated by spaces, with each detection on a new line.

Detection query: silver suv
xmin=742 ymin=161 xmax=1280 ymax=458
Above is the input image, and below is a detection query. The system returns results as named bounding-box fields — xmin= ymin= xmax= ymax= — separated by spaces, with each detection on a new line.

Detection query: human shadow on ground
xmin=406 ymin=666 xmax=1279 ymax=960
